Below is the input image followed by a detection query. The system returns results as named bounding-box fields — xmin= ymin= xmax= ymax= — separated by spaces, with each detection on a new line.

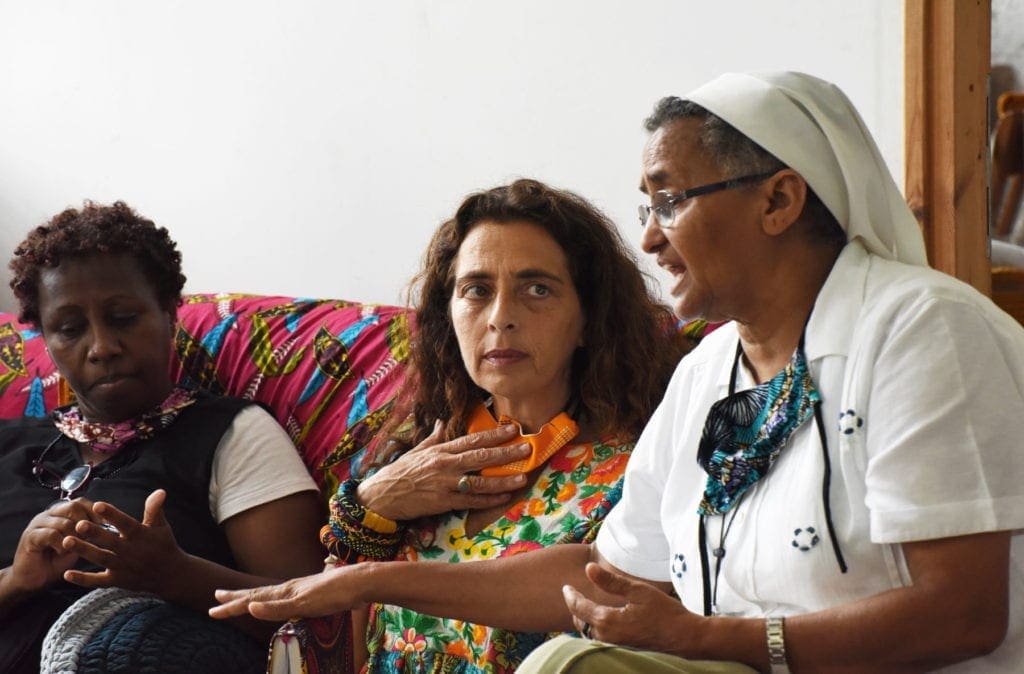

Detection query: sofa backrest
xmin=0 ymin=294 xmax=413 ymax=497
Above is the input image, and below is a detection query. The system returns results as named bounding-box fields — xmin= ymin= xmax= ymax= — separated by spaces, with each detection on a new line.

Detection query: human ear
xmin=761 ymin=170 xmax=807 ymax=237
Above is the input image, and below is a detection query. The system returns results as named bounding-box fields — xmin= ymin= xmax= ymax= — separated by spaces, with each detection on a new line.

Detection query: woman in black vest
xmin=0 ymin=201 xmax=325 ymax=673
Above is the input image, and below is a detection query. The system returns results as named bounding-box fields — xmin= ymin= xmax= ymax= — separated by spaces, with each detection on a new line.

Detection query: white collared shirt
xmin=596 ymin=241 xmax=1024 ymax=672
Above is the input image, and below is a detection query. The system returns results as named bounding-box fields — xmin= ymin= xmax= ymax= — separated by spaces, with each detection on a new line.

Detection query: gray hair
xmin=644 ymin=97 xmax=786 ymax=177
xmin=644 ymin=96 xmax=844 ymax=248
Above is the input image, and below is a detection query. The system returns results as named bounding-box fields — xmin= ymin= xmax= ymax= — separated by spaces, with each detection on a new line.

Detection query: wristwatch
xmin=765 ymin=616 xmax=789 ymax=673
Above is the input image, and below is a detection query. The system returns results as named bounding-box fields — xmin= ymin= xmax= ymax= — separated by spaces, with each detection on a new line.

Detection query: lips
xmin=658 ymin=258 xmax=689 ymax=296
xmin=90 ymin=373 xmax=131 ymax=390
xmin=658 ymin=256 xmax=686 ymax=276
xmin=483 ymin=349 xmax=527 ymax=365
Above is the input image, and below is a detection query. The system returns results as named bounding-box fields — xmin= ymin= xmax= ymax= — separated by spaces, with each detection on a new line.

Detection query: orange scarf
xmin=466 ymin=402 xmax=579 ymax=476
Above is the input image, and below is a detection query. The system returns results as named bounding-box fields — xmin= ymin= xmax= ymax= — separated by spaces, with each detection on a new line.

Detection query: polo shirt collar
xmin=804 ymin=240 xmax=870 ymax=362
xmin=710 ymin=240 xmax=870 ymax=391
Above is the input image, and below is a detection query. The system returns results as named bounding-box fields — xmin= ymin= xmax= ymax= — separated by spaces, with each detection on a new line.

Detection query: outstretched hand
xmin=61 ymin=489 xmax=189 ymax=598
xmin=356 ymin=420 xmax=532 ymax=520
xmin=562 ymin=562 xmax=700 ymax=653
xmin=210 ymin=565 xmax=361 ymax=621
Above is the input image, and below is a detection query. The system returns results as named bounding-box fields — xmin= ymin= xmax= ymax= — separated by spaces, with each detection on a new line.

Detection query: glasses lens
xmin=638 ymin=205 xmax=653 ymax=227
xmin=60 ymin=464 xmax=91 ymax=499
xmin=651 ymin=192 xmax=674 ymax=228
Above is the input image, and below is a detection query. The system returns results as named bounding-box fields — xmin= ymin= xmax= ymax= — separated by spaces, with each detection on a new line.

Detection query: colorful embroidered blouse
xmin=360 ymin=435 xmax=633 ymax=674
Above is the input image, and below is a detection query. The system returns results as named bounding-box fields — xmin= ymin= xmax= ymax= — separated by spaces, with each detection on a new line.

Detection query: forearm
xmin=0 ymin=567 xmax=34 ymax=618
xmin=786 ymin=583 xmax=1002 ymax=671
xmin=353 ymin=544 xmax=594 ymax=632
xmin=163 ymin=553 xmax=286 ymax=610
xmin=163 ymin=553 xmax=292 ymax=638
xmin=693 ymin=557 xmax=1006 ymax=672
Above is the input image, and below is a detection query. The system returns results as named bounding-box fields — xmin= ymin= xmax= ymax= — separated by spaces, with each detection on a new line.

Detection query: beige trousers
xmin=517 ymin=635 xmax=758 ymax=674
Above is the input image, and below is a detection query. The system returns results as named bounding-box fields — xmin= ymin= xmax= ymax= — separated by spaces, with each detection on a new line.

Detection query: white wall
xmin=0 ymin=1 xmax=904 ymax=313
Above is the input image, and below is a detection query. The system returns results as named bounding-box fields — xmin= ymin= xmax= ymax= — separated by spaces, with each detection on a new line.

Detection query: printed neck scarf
xmin=467 ymin=401 xmax=579 ymax=476
xmin=53 ymin=387 xmax=200 ymax=454
xmin=696 ymin=339 xmax=820 ymax=515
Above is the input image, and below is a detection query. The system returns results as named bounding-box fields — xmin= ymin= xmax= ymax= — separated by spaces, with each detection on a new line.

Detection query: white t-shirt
xmin=209 ymin=404 xmax=318 ymax=523
xmin=596 ymin=241 xmax=1024 ymax=672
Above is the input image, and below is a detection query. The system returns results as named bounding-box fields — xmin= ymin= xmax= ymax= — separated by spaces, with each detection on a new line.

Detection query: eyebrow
xmin=455 ymin=269 xmax=566 ymax=284
xmin=639 ymin=169 xmax=670 ymax=195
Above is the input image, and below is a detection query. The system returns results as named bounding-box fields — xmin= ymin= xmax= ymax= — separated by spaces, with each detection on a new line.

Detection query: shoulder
xmin=865 ymin=256 xmax=993 ymax=315
xmin=0 ymin=416 xmax=56 ymax=454
xmin=860 ymin=256 xmax=1024 ymax=346
xmin=191 ymin=392 xmax=261 ymax=416
xmin=669 ymin=320 xmax=736 ymax=376
xmin=0 ymin=416 xmax=54 ymax=433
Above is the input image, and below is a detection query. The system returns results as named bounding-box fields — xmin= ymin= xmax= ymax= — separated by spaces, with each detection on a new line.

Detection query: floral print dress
xmin=361 ymin=435 xmax=633 ymax=674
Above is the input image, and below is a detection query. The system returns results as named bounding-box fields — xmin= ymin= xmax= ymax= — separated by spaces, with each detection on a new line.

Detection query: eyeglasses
xmin=32 ymin=435 xmax=95 ymax=500
xmin=638 ymin=172 xmax=776 ymax=229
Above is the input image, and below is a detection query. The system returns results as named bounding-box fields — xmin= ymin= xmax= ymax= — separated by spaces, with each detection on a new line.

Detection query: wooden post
xmin=905 ymin=0 xmax=991 ymax=294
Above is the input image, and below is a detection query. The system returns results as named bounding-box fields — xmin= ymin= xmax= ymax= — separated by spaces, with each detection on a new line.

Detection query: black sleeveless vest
xmin=0 ymin=394 xmax=252 ymax=572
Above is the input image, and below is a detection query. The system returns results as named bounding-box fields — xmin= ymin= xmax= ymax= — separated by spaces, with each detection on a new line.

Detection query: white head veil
xmin=685 ymin=71 xmax=928 ymax=266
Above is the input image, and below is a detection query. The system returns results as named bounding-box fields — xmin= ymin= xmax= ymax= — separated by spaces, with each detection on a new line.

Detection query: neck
xmin=734 ymin=244 xmax=840 ymax=383
xmin=79 ymin=380 xmax=175 ymax=424
xmin=491 ymin=392 xmax=571 ymax=434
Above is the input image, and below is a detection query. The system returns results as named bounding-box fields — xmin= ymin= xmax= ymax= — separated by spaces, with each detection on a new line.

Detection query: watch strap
xmin=765 ymin=616 xmax=789 ymax=673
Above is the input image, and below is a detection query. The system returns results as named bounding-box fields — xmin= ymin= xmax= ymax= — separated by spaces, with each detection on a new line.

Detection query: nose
xmin=640 ymin=213 xmax=667 ymax=255
xmin=487 ymin=291 xmax=517 ymax=332
xmin=87 ymin=324 xmax=123 ymax=362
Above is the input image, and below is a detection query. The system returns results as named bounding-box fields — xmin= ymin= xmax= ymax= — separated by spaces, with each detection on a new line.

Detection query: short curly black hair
xmin=8 ymin=201 xmax=186 ymax=327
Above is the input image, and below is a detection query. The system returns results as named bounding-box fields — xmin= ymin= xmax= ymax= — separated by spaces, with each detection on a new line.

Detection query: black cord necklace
xmin=698 ymin=342 xmax=747 ymax=616
xmin=708 ymin=491 xmax=746 ymax=614
xmin=697 ymin=337 xmax=848 ymax=617
xmin=32 ymin=432 xmax=129 ymax=502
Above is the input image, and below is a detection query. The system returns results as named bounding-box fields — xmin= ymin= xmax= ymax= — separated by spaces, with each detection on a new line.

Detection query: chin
xmin=672 ymin=302 xmax=702 ymax=323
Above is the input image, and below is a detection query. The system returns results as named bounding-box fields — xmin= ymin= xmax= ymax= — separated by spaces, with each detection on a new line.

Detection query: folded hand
xmin=9 ymin=498 xmax=97 ymax=594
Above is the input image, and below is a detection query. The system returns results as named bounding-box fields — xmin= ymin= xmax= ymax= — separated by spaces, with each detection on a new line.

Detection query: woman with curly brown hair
xmin=0 ymin=201 xmax=324 ymax=673
xmin=235 ymin=179 xmax=691 ymax=673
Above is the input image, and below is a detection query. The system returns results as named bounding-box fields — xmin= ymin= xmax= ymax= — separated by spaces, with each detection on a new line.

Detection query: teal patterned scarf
xmin=696 ymin=341 xmax=820 ymax=515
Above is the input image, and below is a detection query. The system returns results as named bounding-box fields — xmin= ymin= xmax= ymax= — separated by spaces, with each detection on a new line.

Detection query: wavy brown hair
xmin=382 ymin=178 xmax=690 ymax=454
xmin=9 ymin=200 xmax=185 ymax=327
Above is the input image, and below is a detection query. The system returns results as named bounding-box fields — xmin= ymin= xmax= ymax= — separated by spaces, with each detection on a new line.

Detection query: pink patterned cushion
xmin=171 ymin=294 xmax=412 ymax=494
xmin=0 ymin=318 xmax=60 ymax=418
xmin=0 ymin=294 xmax=413 ymax=496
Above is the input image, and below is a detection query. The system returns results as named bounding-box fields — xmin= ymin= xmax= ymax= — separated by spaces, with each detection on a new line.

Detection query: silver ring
xmin=581 ymin=621 xmax=593 ymax=639
xmin=457 ymin=475 xmax=472 ymax=493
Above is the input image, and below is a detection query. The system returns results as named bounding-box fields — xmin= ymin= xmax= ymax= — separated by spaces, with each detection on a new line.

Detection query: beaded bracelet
xmin=320 ymin=478 xmax=405 ymax=564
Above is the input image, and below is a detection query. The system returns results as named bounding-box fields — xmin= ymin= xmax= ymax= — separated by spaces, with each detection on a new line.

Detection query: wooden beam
xmin=905 ymin=0 xmax=991 ymax=294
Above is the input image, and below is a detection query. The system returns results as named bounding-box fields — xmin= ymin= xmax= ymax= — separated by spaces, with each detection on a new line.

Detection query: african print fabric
xmin=361 ymin=435 xmax=633 ymax=674
xmin=697 ymin=345 xmax=819 ymax=515
xmin=52 ymin=386 xmax=199 ymax=454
